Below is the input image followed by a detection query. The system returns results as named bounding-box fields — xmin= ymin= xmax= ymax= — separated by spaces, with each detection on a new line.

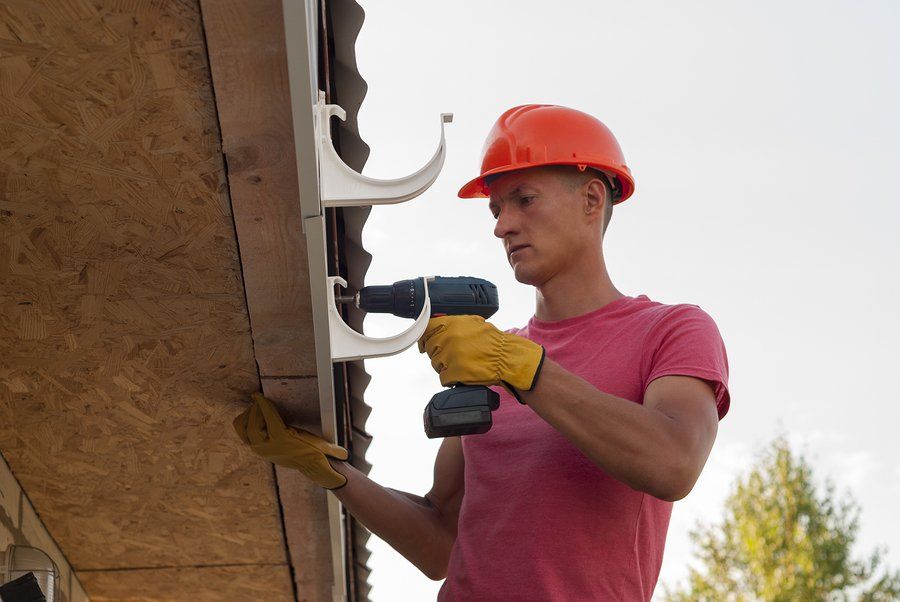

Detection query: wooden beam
xmin=199 ymin=0 xmax=318 ymax=379
xmin=200 ymin=1 xmax=335 ymax=599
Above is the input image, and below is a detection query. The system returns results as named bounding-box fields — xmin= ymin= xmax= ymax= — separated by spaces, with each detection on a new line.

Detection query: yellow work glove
xmin=233 ymin=393 xmax=349 ymax=490
xmin=417 ymin=315 xmax=546 ymax=403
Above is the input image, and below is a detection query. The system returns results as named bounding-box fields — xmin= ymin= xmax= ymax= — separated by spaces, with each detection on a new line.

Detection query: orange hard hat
xmin=458 ymin=104 xmax=635 ymax=204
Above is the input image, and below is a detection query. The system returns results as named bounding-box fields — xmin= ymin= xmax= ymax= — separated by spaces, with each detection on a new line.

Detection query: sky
xmin=348 ymin=1 xmax=900 ymax=599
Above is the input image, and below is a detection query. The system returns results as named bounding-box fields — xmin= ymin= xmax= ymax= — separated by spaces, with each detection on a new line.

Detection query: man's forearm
xmin=325 ymin=458 xmax=453 ymax=580
xmin=518 ymin=358 xmax=695 ymax=501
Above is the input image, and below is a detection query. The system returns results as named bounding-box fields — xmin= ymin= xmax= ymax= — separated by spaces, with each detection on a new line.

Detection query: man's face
xmin=487 ymin=167 xmax=598 ymax=287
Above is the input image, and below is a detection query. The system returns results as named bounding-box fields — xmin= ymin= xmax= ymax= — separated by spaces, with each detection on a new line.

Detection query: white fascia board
xmin=281 ymin=1 xmax=348 ymax=600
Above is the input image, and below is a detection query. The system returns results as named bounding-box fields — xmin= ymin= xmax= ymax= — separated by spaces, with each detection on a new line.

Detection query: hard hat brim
xmin=457 ymin=162 xmax=635 ymax=204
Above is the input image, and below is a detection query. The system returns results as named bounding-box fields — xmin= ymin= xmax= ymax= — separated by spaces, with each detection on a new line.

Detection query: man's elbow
xmin=653 ymin=482 xmax=692 ymax=503
xmin=419 ymin=554 xmax=449 ymax=581
xmin=424 ymin=565 xmax=448 ymax=581
xmin=648 ymin=464 xmax=701 ymax=502
xmin=416 ymin=535 xmax=453 ymax=581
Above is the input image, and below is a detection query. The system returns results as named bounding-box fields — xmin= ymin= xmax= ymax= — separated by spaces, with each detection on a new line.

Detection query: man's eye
xmin=519 ymin=196 xmax=535 ymax=205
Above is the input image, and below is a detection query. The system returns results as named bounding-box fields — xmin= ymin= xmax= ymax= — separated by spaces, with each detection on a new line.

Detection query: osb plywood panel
xmin=0 ymin=0 xmax=293 ymax=599
xmin=78 ymin=564 xmax=293 ymax=602
xmin=199 ymin=0 xmax=317 ymax=379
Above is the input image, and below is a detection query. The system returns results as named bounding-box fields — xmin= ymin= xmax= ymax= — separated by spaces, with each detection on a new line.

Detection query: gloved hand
xmin=233 ymin=392 xmax=349 ymax=490
xmin=417 ymin=315 xmax=545 ymax=402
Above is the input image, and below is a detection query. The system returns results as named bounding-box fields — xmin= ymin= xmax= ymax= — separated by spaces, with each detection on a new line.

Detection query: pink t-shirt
xmin=438 ymin=294 xmax=730 ymax=601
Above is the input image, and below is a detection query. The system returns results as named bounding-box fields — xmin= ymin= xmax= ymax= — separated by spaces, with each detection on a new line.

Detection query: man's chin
xmin=511 ymin=264 xmax=545 ymax=287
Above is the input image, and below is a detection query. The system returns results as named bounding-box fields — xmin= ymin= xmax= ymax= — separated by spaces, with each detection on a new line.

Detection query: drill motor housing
xmin=357 ymin=276 xmax=498 ymax=319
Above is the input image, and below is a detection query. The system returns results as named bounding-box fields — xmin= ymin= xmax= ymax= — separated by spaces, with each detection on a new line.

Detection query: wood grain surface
xmin=200 ymin=0 xmax=334 ymax=599
xmin=199 ymin=0 xmax=318 ymax=379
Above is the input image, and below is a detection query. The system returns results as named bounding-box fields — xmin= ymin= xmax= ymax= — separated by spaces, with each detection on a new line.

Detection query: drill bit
xmin=335 ymin=294 xmax=358 ymax=307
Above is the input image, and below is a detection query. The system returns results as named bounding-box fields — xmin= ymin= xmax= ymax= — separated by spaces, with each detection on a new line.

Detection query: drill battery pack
xmin=423 ymin=385 xmax=501 ymax=438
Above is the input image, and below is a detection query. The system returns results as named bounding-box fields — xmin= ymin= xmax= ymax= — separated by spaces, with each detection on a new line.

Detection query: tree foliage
xmin=664 ymin=436 xmax=900 ymax=601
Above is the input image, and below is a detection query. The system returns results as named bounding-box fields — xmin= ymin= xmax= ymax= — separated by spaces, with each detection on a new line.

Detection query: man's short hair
xmin=551 ymin=166 xmax=614 ymax=235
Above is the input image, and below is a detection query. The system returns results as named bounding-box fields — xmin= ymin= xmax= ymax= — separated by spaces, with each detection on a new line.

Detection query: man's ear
xmin=582 ymin=178 xmax=607 ymax=223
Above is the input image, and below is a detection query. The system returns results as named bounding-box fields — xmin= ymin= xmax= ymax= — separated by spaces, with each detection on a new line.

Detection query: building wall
xmin=1 ymin=452 xmax=88 ymax=602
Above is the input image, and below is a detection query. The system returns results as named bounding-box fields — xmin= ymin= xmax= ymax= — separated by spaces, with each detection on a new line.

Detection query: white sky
xmin=349 ymin=1 xmax=900 ymax=599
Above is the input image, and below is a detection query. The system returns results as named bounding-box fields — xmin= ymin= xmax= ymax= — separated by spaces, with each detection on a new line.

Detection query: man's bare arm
xmin=326 ymin=436 xmax=465 ymax=580
xmin=518 ymin=359 xmax=719 ymax=502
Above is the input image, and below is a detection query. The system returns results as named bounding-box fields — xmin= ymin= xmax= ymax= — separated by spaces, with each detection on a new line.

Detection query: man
xmin=234 ymin=104 xmax=730 ymax=601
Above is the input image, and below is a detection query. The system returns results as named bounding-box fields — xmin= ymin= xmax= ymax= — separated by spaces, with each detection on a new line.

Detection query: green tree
xmin=664 ymin=436 xmax=900 ymax=601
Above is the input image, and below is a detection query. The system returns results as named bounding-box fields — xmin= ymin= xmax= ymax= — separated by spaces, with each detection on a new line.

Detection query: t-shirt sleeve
xmin=642 ymin=304 xmax=731 ymax=420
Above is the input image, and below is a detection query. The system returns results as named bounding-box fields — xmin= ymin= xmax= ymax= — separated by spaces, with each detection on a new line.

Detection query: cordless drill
xmin=337 ymin=276 xmax=501 ymax=438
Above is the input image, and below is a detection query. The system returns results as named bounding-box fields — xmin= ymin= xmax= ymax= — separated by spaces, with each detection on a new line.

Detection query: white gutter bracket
xmin=284 ymin=1 xmax=453 ymax=597
xmin=328 ymin=276 xmax=432 ymax=362
xmin=314 ymin=90 xmax=451 ymax=362
xmin=316 ymin=91 xmax=453 ymax=207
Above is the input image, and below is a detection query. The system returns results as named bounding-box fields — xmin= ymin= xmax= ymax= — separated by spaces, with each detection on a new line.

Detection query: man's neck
xmin=534 ymin=255 xmax=623 ymax=322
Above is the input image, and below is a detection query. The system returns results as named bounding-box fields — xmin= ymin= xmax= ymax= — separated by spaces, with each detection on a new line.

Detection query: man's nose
xmin=493 ymin=208 xmax=518 ymax=239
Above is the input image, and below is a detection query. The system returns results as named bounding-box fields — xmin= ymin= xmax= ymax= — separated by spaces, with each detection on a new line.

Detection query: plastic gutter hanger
xmin=315 ymin=91 xmax=451 ymax=362
xmin=316 ymin=91 xmax=453 ymax=207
